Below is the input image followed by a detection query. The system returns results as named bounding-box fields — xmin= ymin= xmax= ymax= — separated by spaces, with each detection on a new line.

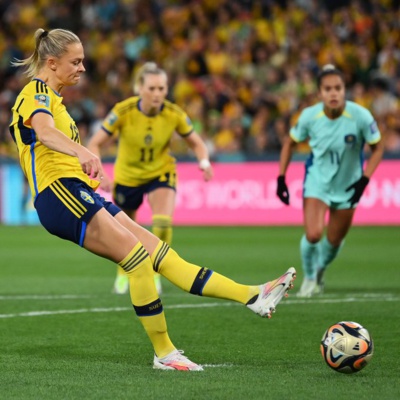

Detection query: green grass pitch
xmin=0 ymin=225 xmax=399 ymax=399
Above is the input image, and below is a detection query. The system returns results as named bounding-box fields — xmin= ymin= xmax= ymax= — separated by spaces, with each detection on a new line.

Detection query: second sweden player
xmin=87 ymin=62 xmax=213 ymax=295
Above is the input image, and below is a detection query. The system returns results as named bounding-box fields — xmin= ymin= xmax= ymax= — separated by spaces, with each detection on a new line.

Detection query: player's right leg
xmin=36 ymin=179 xmax=201 ymax=371
xmin=86 ymin=209 xmax=202 ymax=370
xmin=298 ymin=234 xmax=319 ymax=297
xmin=316 ymin=207 xmax=355 ymax=293
xmin=297 ymin=198 xmax=328 ymax=298
xmin=87 ymin=209 xmax=203 ymax=371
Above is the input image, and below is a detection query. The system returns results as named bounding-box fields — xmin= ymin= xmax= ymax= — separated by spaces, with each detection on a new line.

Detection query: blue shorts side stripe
xmin=49 ymin=185 xmax=82 ymax=218
xmin=53 ymin=180 xmax=87 ymax=213
xmin=79 ymin=221 xmax=87 ymax=247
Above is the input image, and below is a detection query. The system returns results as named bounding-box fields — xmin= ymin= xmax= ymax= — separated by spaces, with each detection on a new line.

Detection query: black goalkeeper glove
xmin=345 ymin=175 xmax=370 ymax=207
xmin=276 ymin=175 xmax=290 ymax=205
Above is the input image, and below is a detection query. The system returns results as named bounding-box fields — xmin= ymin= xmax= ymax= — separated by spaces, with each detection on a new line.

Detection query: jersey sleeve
xmin=18 ymin=84 xmax=53 ymax=125
xmin=289 ymin=110 xmax=309 ymax=142
xmin=101 ymin=104 xmax=122 ymax=136
xmin=359 ymin=108 xmax=381 ymax=145
xmin=175 ymin=109 xmax=194 ymax=137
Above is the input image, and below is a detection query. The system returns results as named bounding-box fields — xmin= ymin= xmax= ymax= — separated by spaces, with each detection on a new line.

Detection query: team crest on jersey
xmin=105 ymin=112 xmax=117 ymax=126
xmin=80 ymin=190 xmax=95 ymax=204
xmin=144 ymin=134 xmax=153 ymax=145
xmin=344 ymin=134 xmax=356 ymax=145
xmin=34 ymin=94 xmax=50 ymax=107
xmin=369 ymin=121 xmax=378 ymax=134
xmin=186 ymin=116 xmax=192 ymax=126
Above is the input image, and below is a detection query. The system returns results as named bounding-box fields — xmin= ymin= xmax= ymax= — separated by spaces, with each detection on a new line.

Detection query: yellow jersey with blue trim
xmin=9 ymin=79 xmax=99 ymax=199
xmin=102 ymin=96 xmax=193 ymax=186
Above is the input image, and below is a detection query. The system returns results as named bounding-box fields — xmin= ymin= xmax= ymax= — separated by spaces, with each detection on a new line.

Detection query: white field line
xmin=0 ymin=295 xmax=92 ymax=300
xmin=202 ymin=364 xmax=233 ymax=368
xmin=0 ymin=302 xmax=233 ymax=319
xmin=0 ymin=292 xmax=394 ymax=301
xmin=0 ymin=295 xmax=399 ymax=319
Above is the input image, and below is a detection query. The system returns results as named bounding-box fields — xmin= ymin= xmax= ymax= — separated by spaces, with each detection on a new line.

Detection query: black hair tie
xmin=40 ymin=30 xmax=49 ymax=39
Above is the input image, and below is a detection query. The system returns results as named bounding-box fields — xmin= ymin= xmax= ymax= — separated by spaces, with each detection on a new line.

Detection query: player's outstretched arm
xmin=31 ymin=111 xmax=103 ymax=179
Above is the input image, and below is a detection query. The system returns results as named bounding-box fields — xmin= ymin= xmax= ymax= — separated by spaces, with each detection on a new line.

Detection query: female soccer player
xmin=87 ymin=62 xmax=213 ymax=295
xmin=9 ymin=28 xmax=295 ymax=371
xmin=277 ymin=65 xmax=383 ymax=298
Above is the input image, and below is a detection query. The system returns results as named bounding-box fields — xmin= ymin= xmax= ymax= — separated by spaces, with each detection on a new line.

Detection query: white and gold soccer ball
xmin=320 ymin=321 xmax=374 ymax=374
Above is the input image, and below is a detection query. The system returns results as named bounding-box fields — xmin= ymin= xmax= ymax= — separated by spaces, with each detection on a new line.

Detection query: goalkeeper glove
xmin=276 ymin=175 xmax=290 ymax=205
xmin=345 ymin=175 xmax=369 ymax=207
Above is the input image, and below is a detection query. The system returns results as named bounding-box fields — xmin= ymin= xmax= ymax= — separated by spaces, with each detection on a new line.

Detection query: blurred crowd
xmin=1 ymin=0 xmax=400 ymax=162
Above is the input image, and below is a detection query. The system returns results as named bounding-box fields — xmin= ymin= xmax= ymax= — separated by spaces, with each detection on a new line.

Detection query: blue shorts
xmin=35 ymin=178 xmax=121 ymax=246
xmin=113 ymin=172 xmax=176 ymax=211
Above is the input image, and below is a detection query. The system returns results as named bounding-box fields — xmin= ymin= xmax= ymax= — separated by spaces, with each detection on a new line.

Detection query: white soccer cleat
xmin=112 ymin=274 xmax=129 ymax=295
xmin=247 ymin=267 xmax=296 ymax=318
xmin=153 ymin=350 xmax=203 ymax=371
xmin=296 ymin=277 xmax=317 ymax=298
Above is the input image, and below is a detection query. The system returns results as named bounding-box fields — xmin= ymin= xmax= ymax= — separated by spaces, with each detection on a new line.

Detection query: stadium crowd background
xmin=0 ymin=0 xmax=399 ymax=163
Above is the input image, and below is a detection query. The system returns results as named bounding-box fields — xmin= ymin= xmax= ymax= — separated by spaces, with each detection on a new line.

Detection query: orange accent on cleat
xmin=153 ymin=350 xmax=203 ymax=371
xmin=246 ymin=267 xmax=296 ymax=318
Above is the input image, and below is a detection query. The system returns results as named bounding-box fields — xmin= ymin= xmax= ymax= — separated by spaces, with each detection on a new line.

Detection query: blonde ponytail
xmin=12 ymin=28 xmax=81 ymax=78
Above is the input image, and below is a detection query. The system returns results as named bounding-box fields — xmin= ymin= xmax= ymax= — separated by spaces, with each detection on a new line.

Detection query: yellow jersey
xmin=102 ymin=96 xmax=193 ymax=186
xmin=9 ymin=79 xmax=99 ymax=199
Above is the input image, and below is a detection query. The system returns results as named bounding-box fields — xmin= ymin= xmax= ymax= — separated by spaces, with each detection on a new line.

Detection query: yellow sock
xmin=152 ymin=214 xmax=172 ymax=244
xmin=152 ymin=214 xmax=172 ymax=284
xmin=151 ymin=242 xmax=259 ymax=304
xmin=119 ymin=242 xmax=175 ymax=357
xmin=115 ymin=214 xmax=173 ymax=281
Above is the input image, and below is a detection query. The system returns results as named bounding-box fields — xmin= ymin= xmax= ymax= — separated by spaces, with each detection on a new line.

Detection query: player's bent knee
xmin=85 ymin=210 xmax=138 ymax=261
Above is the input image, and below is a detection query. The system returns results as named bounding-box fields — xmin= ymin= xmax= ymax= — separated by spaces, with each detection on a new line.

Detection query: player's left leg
xmin=114 ymin=211 xmax=296 ymax=319
xmin=151 ymin=242 xmax=295 ymax=318
xmin=316 ymin=208 xmax=355 ymax=293
xmin=297 ymin=198 xmax=328 ymax=297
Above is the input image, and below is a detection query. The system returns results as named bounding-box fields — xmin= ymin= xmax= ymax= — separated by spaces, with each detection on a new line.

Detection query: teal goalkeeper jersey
xmin=290 ymin=101 xmax=381 ymax=192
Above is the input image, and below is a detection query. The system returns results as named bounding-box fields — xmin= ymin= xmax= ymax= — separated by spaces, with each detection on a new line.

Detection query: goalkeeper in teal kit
xmin=277 ymin=65 xmax=384 ymax=297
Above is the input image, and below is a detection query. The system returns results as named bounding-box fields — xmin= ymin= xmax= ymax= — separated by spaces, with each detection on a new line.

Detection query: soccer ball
xmin=320 ymin=321 xmax=374 ymax=374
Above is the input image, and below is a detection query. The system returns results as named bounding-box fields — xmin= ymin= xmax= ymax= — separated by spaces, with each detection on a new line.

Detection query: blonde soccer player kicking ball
xmin=10 ymin=28 xmax=296 ymax=371
xmin=87 ymin=62 xmax=213 ymax=296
